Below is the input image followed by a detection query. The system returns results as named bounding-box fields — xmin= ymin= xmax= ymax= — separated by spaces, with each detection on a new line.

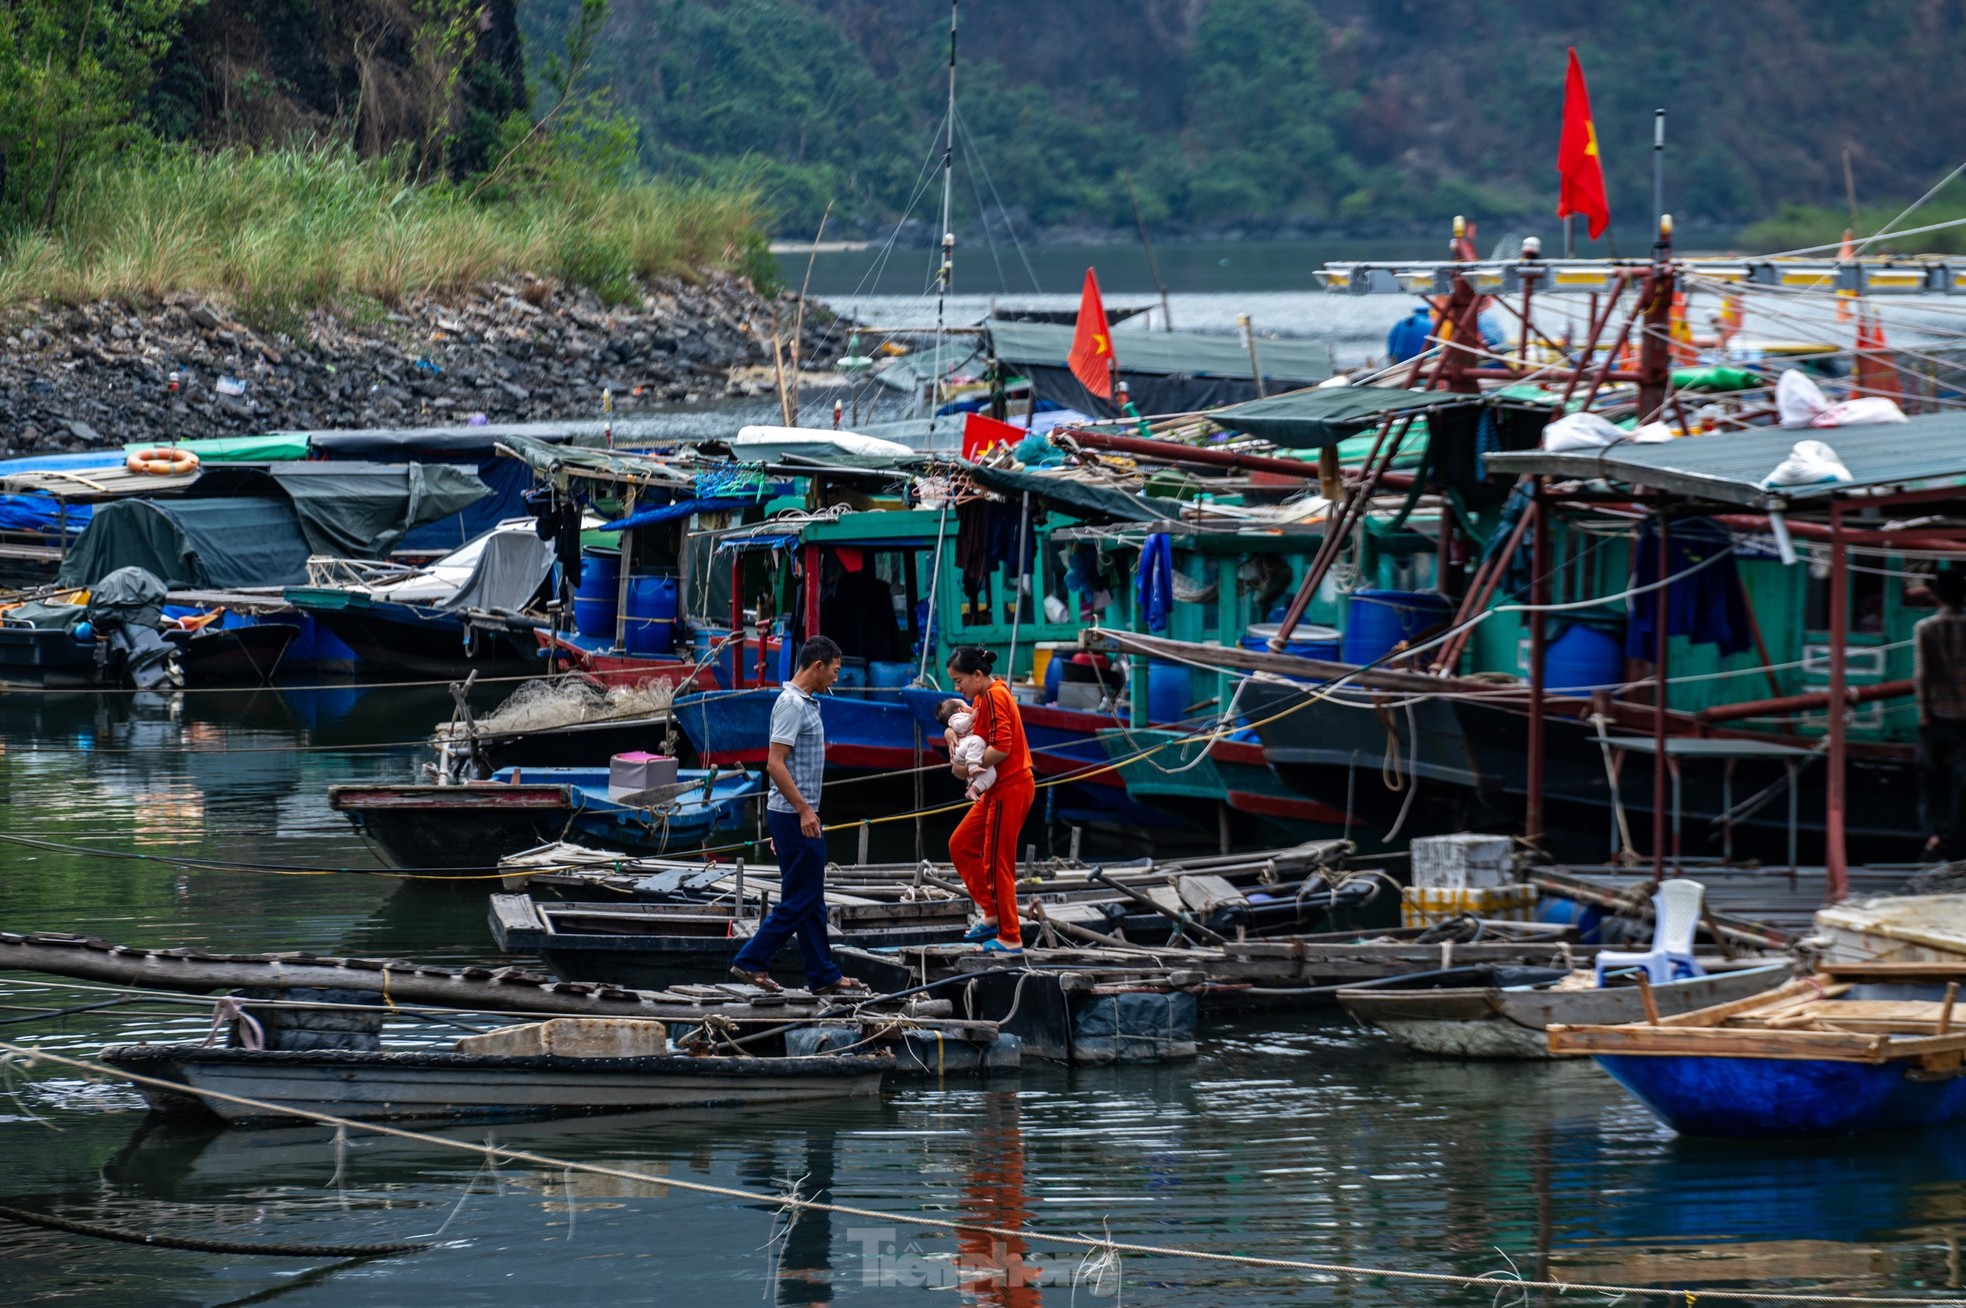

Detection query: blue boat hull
xmin=674 ymin=688 xmax=924 ymax=776
xmin=1597 ymin=1053 xmax=1966 ymax=1138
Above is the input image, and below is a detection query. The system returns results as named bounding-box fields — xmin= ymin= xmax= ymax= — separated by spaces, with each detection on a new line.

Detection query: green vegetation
xmin=0 ymin=146 xmax=765 ymax=310
xmin=0 ymin=0 xmax=767 ymax=310
xmin=1742 ymin=199 xmax=1966 ymax=258
xmin=522 ymin=0 xmax=1966 ymax=243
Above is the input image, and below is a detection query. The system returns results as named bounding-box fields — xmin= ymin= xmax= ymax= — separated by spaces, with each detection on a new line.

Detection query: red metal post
xmin=1652 ymin=510 xmax=1671 ymax=880
xmin=803 ymin=543 xmax=821 ymax=642
xmin=1526 ymin=478 xmax=1550 ymax=842
xmin=1636 ymin=260 xmax=1677 ymax=424
xmin=1826 ymin=501 xmax=1851 ymax=902
xmin=729 ymin=554 xmax=745 ymax=690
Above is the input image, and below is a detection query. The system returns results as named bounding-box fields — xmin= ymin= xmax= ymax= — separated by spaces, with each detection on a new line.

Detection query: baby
xmin=936 ymin=697 xmax=998 ymax=801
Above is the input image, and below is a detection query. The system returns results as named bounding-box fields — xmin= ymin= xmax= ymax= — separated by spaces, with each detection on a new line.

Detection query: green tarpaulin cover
xmin=264 ymin=463 xmax=488 ymax=558
xmin=58 ymin=498 xmax=314 ymax=589
xmin=962 ymin=462 xmax=1188 ymax=524
xmin=1211 ymin=388 xmax=1486 ymax=450
xmin=119 ymin=434 xmax=312 ymax=463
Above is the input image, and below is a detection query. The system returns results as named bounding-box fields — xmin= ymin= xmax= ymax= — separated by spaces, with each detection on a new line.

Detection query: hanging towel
xmin=1138 ymin=533 xmax=1175 ymax=634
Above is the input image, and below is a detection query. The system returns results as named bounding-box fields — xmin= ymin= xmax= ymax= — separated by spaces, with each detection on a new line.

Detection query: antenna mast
xmin=929 ymin=0 xmax=958 ymax=431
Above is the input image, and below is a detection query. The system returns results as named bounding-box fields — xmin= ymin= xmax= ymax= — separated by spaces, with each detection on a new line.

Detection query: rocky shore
xmin=0 ymin=272 xmax=843 ymax=454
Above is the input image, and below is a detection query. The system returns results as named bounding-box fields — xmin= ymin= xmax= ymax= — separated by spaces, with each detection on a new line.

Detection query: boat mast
xmin=929 ymin=0 xmax=957 ymax=432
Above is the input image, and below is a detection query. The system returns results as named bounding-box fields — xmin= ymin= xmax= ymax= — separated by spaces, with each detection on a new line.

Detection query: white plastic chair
xmin=1594 ymin=879 xmax=1707 ymax=986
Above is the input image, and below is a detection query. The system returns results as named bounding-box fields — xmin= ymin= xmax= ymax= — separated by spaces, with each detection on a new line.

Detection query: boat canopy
xmin=57 ymin=463 xmax=493 ymax=587
xmin=494 ymin=434 xmax=694 ymax=489
xmin=962 ymin=462 xmax=1187 ymax=525
xmin=1484 ymin=412 xmax=1966 ymax=510
xmin=984 ymin=320 xmax=1334 ymax=418
xmin=57 ymin=497 xmax=313 ymax=589
xmin=1212 ymin=388 xmax=1492 ymax=449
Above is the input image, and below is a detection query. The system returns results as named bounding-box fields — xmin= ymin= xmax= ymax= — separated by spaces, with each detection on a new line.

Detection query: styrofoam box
xmin=1410 ymin=833 xmax=1516 ymax=890
xmin=1401 ymin=884 xmax=1539 ymax=928
xmin=454 ymin=1017 xmax=669 ymax=1059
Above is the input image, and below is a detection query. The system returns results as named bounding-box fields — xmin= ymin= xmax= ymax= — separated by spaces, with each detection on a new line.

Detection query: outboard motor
xmin=85 ymin=566 xmax=182 ymax=690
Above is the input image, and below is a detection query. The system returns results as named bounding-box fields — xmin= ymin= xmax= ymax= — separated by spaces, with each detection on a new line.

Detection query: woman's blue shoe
xmin=978 ymin=938 xmax=1023 ymax=955
xmin=961 ymin=921 xmax=999 ymax=943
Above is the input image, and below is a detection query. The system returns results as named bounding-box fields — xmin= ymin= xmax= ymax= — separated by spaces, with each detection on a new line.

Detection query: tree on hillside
xmin=0 ymin=0 xmax=200 ymax=226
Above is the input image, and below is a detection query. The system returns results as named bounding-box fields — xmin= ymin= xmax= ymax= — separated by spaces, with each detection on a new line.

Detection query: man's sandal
xmin=729 ymin=966 xmax=783 ymax=993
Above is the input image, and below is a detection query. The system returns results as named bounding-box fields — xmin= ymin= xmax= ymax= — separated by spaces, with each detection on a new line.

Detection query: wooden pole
xmin=1127 ymin=176 xmax=1173 ymax=331
xmin=1636 ymin=971 xmax=1661 ymax=1025
xmin=1526 ymin=479 xmax=1550 ymax=842
xmin=1238 ymin=313 xmax=1266 ymax=397
xmin=1942 ymin=981 xmax=1959 ymax=1035
xmin=1826 ymin=501 xmax=1851 ymax=902
xmin=789 ymin=200 xmax=833 ymax=427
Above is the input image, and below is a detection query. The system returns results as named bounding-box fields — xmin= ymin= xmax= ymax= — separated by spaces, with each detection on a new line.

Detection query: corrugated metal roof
xmin=1483 ymin=413 xmax=1966 ymax=509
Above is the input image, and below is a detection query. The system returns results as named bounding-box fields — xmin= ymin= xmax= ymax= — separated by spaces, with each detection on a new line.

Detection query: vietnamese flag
xmin=962 ymin=411 xmax=1023 ymax=459
xmin=1555 ymin=48 xmax=1610 ymax=240
xmin=1067 ymin=267 xmax=1114 ymax=400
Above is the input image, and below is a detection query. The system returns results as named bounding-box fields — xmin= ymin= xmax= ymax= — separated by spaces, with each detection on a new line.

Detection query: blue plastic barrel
xmin=573 ymin=548 xmax=622 ymax=639
xmin=1545 ymin=623 xmax=1624 ymax=695
xmin=622 ymin=574 xmax=678 ymax=655
xmin=1241 ymin=623 xmax=1341 ymax=660
xmin=869 ymin=661 xmax=914 ymax=689
xmin=835 ymin=656 xmax=868 ymax=688
xmin=1147 ymin=661 xmax=1192 ymax=723
xmin=1341 ymin=590 xmax=1454 ymax=665
xmin=693 ymin=625 xmax=735 ymax=687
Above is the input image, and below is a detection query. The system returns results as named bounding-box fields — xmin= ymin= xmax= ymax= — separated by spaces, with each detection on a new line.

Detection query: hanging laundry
xmin=1625 ymin=517 xmax=1752 ymax=661
xmin=1137 ymin=533 xmax=1175 ymax=634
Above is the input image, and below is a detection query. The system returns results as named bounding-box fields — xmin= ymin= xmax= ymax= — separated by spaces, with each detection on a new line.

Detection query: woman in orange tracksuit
xmin=945 ymin=645 xmax=1034 ymax=954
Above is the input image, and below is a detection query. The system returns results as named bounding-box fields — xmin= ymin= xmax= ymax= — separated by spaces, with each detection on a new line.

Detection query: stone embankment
xmin=0 ymin=272 xmax=842 ymax=453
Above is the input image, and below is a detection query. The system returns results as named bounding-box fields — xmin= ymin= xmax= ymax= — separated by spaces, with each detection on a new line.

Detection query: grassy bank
xmin=1741 ymin=200 xmax=1966 ymax=257
xmin=0 ymin=146 xmax=773 ymax=313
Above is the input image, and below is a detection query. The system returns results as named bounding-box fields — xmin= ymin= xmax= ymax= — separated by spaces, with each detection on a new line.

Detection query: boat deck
xmin=1530 ymin=863 xmax=1925 ymax=946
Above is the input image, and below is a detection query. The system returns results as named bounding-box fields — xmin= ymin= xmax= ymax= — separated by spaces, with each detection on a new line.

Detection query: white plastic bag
xmin=1812 ymin=396 xmax=1907 ymax=427
xmin=1760 ymin=439 xmax=1853 ymax=489
xmin=1776 ymin=370 xmax=1827 ymax=428
xmin=1629 ymin=421 xmax=1678 ymax=444
xmin=1541 ymin=411 xmax=1626 ymax=452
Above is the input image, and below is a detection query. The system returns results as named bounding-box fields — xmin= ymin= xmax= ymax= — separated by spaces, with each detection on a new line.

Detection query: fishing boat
xmin=1549 ymin=963 xmax=1966 ymax=1137
xmin=100 ymin=1031 xmax=890 ymax=1124
xmin=489 ymin=841 xmax=1379 ymax=989
xmin=1337 ymin=960 xmax=1791 ymax=1059
xmin=328 ymin=766 xmax=765 ymax=870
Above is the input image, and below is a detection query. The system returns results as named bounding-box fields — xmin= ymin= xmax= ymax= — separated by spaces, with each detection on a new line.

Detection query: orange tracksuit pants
xmin=949 ymin=768 xmax=1035 ymax=946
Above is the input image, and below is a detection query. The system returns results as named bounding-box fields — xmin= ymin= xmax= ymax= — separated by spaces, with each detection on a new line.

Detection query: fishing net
xmin=471 ymin=678 xmax=677 ymax=734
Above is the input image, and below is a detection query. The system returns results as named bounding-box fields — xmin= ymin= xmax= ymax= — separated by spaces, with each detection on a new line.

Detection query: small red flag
xmin=962 ymin=411 xmax=1023 ymax=460
xmin=1067 ymin=268 xmax=1114 ymax=400
xmin=1555 ymin=48 xmax=1611 ymax=240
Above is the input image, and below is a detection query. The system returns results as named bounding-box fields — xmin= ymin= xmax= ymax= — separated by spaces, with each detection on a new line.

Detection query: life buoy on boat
xmin=126 ymin=447 xmax=200 ymax=476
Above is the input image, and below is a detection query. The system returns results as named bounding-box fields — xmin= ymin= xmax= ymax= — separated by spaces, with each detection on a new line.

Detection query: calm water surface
xmin=1 ymin=685 xmax=1963 ymax=1306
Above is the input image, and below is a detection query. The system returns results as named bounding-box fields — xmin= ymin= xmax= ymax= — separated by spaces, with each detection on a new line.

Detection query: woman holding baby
xmin=941 ymin=645 xmax=1034 ymax=954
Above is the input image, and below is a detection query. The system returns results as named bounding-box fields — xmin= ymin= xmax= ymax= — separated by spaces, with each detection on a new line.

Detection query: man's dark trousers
xmin=731 ymin=808 xmax=842 ymax=988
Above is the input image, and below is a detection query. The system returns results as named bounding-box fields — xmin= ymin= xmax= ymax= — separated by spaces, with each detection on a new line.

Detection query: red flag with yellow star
xmin=1067 ymin=267 xmax=1114 ymax=400
xmin=1556 ymin=48 xmax=1610 ymax=240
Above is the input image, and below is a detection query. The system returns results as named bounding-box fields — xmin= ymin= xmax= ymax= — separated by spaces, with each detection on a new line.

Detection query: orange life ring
xmin=127 ymin=447 xmax=200 ymax=476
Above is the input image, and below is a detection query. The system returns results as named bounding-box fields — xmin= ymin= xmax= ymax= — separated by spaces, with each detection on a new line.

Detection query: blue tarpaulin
xmin=600 ymin=496 xmax=764 ymax=533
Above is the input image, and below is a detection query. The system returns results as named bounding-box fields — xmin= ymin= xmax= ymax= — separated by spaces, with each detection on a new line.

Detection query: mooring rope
xmin=0 ymin=1200 xmax=429 ymax=1258
xmin=0 ymin=1041 xmax=1958 ymax=1306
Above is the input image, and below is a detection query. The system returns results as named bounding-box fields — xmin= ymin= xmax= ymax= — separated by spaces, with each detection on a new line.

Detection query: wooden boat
xmin=1549 ymin=963 xmax=1966 ymax=1137
xmin=328 ymin=767 xmax=765 ymax=871
xmin=99 ymin=1041 xmax=891 ymax=1124
xmin=1337 ymin=960 xmax=1792 ymax=1059
xmin=491 ymin=894 xmax=972 ymax=989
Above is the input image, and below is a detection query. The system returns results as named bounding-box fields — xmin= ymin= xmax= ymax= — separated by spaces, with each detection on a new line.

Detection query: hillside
xmin=519 ymin=0 xmax=1966 ymax=243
